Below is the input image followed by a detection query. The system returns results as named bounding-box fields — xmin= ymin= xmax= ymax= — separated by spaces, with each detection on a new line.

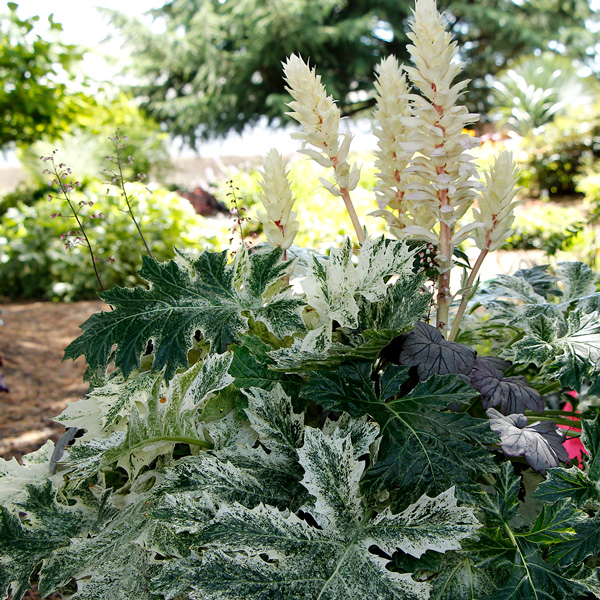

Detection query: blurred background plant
xmin=0 ymin=182 xmax=231 ymax=301
xmin=0 ymin=3 xmax=86 ymax=149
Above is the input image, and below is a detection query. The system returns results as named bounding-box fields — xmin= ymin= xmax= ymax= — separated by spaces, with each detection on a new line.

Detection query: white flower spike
xmin=472 ymin=151 xmax=521 ymax=252
xmin=283 ymin=54 xmax=365 ymax=243
xmin=257 ymin=149 xmax=299 ymax=251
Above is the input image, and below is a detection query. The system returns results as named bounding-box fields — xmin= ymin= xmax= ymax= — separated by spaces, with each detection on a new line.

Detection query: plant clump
xmin=1 ymin=1 xmax=600 ymax=599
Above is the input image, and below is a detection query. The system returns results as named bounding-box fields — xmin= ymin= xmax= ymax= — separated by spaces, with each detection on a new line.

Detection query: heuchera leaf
xmin=150 ymin=428 xmax=480 ymax=600
xmin=399 ymin=321 xmax=476 ymax=380
xmin=64 ymin=247 xmax=305 ymax=380
xmin=470 ymin=359 xmax=543 ymax=414
xmin=487 ymin=409 xmax=570 ymax=474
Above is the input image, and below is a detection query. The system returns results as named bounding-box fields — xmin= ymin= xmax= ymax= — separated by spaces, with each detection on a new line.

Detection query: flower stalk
xmin=283 ymin=54 xmax=365 ymax=244
xmin=104 ymin=129 xmax=153 ymax=258
xmin=43 ymin=152 xmax=105 ymax=292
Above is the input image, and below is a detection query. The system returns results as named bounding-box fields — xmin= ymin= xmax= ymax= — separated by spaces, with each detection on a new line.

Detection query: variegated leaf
xmin=0 ymin=481 xmax=104 ymax=600
xmin=300 ymin=236 xmax=415 ymax=353
xmin=150 ymin=428 xmax=480 ymax=600
xmin=61 ymin=353 xmax=234 ymax=479
xmin=0 ymin=442 xmax=59 ymax=507
xmin=64 ymin=247 xmax=305 ymax=380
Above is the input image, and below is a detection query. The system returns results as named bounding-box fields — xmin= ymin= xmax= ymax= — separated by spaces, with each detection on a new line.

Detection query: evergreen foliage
xmin=107 ymin=0 xmax=597 ymax=145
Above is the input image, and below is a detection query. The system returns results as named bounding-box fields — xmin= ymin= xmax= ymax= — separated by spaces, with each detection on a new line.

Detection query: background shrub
xmin=0 ymin=182 xmax=230 ymax=301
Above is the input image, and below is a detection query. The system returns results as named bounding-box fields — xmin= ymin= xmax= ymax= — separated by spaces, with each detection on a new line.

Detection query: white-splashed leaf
xmin=0 ymin=481 xmax=107 ymax=600
xmin=298 ymin=428 xmax=365 ymax=529
xmin=0 ymin=442 xmax=57 ymax=507
xmin=56 ymin=370 xmax=161 ymax=436
xmin=301 ymin=236 xmax=414 ymax=353
xmin=322 ymin=413 xmax=380 ymax=459
xmin=243 ymin=384 xmax=304 ymax=462
xmin=61 ymin=353 xmax=234 ymax=479
xmin=150 ymin=428 xmax=479 ymax=600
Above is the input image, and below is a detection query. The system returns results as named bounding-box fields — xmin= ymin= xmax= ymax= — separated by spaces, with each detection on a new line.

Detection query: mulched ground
xmin=1 ymin=299 xmax=108 ymax=600
xmin=0 ymin=299 xmax=107 ymax=461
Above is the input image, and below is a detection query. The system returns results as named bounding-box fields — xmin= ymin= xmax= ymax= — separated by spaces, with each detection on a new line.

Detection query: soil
xmin=1 ymin=299 xmax=110 ymax=600
xmin=0 ymin=299 xmax=107 ymax=462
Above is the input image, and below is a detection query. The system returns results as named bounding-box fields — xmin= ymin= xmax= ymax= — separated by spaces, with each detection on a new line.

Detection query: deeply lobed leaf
xmin=64 ymin=247 xmax=305 ymax=380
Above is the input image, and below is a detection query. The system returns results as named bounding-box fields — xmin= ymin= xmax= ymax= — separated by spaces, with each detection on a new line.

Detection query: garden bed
xmin=0 ymin=299 xmax=106 ymax=461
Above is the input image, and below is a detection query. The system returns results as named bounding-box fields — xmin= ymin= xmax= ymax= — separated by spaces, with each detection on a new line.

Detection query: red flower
xmin=557 ymin=393 xmax=587 ymax=466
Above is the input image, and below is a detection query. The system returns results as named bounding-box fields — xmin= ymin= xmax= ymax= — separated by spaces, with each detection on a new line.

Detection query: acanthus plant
xmin=1 ymin=0 xmax=600 ymax=598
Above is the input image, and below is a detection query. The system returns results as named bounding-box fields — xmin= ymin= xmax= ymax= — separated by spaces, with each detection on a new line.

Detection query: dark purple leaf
xmin=399 ymin=321 xmax=476 ymax=380
xmin=487 ymin=408 xmax=570 ymax=474
xmin=471 ymin=359 xmax=543 ymax=414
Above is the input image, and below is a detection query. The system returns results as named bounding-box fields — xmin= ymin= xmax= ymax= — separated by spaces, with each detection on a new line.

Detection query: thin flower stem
xmin=112 ymin=139 xmax=153 ymax=257
xmin=527 ymin=409 xmax=581 ymax=417
xmin=535 ymin=381 xmax=563 ymax=396
xmin=340 ymin=187 xmax=366 ymax=244
xmin=448 ymin=248 xmax=488 ymax=342
xmin=53 ymin=164 xmax=105 ymax=292
xmin=525 ymin=415 xmax=581 ymax=429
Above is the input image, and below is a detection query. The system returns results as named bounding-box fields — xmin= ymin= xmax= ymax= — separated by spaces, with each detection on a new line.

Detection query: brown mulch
xmin=1 ymin=299 xmax=107 ymax=600
xmin=0 ymin=299 xmax=106 ymax=461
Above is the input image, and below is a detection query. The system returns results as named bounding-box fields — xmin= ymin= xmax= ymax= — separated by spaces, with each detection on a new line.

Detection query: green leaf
xmin=582 ymin=415 xmax=600 ymax=481
xmin=64 ymin=247 xmax=305 ymax=380
xmin=487 ymin=555 xmax=600 ymax=600
xmin=61 ymin=353 xmax=233 ymax=479
xmin=150 ymin=428 xmax=480 ymax=600
xmin=516 ymin=500 xmax=580 ymax=544
xmin=511 ymin=309 xmax=600 ymax=392
xmin=474 ymin=463 xmax=600 ymax=600
xmin=302 ymin=361 xmax=496 ymax=504
xmin=0 ymin=481 xmax=101 ymax=600
xmin=547 ymin=512 xmax=600 ymax=567
xmin=535 ymin=417 xmax=600 ymax=509
xmin=229 ymin=336 xmax=303 ymax=393
xmin=534 ymin=466 xmax=600 ymax=508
